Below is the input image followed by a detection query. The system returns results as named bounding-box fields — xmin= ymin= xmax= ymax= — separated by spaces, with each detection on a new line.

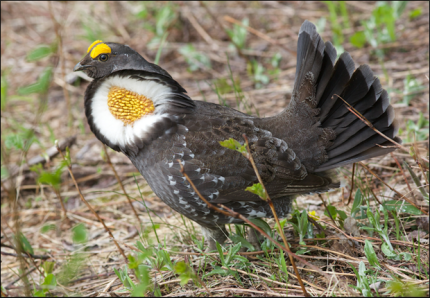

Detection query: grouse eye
xmin=99 ymin=54 xmax=108 ymax=62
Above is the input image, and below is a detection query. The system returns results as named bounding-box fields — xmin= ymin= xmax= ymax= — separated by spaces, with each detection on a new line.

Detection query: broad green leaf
xmin=216 ymin=242 xmax=224 ymax=263
xmin=245 ymin=183 xmax=266 ymax=200
xmin=136 ymin=240 xmax=146 ymax=252
xmin=18 ymin=67 xmax=52 ymax=95
xmin=219 ymin=138 xmax=247 ymax=155
xmin=350 ymin=31 xmax=366 ymax=48
xmin=72 ymin=223 xmax=87 ymax=244
xmin=324 ymin=205 xmax=337 ymax=220
xmin=1 ymin=75 xmax=7 ymax=111
xmin=409 ymin=8 xmax=422 ymax=19
xmin=27 ymin=45 xmax=53 ymax=62
xmin=40 ymin=224 xmax=56 ymax=234
xmin=337 ymin=209 xmax=348 ymax=221
xmin=364 ymin=240 xmax=380 ymax=268
xmin=229 ymin=234 xmax=254 ymax=251
xmin=351 ymin=189 xmax=362 ymax=217
xmin=381 ymin=242 xmax=397 ymax=258
xmin=249 ymin=218 xmax=272 ymax=236
xmin=358 ymin=261 xmax=366 ymax=277
xmin=16 ymin=233 xmax=34 ymax=255
xmin=403 ymin=161 xmax=428 ymax=199
xmin=204 ymin=267 xmax=228 ymax=277
xmin=43 ymin=261 xmax=55 ymax=275
xmin=383 ymin=200 xmax=422 ymax=215
xmin=41 ymin=273 xmax=57 ymax=290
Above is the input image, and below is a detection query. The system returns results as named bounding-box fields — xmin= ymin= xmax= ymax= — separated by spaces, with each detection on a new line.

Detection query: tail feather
xmin=275 ymin=20 xmax=402 ymax=173
xmin=331 ymin=90 xmax=391 ymax=146
xmin=317 ymin=52 xmax=355 ymax=122
xmin=321 ymin=65 xmax=375 ymax=128
xmin=327 ymin=105 xmax=395 ymax=158
xmin=315 ymin=41 xmax=337 ymax=102
xmin=294 ymin=20 xmax=325 ymax=96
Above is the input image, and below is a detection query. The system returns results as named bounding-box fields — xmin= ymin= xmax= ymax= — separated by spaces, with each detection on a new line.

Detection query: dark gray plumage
xmin=75 ymin=21 xmax=401 ymax=251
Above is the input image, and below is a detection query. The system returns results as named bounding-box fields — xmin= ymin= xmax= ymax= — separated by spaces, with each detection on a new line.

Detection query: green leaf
xmin=204 ymin=267 xmax=228 ymax=277
xmin=351 ymin=189 xmax=362 ymax=217
xmin=43 ymin=261 xmax=55 ymax=275
xmin=226 ymin=18 xmax=248 ymax=50
xmin=277 ymin=249 xmax=288 ymax=280
xmin=216 ymin=241 xmax=224 ymax=263
xmin=350 ymin=31 xmax=366 ymax=48
xmin=383 ymin=200 xmax=422 ymax=215
xmin=1 ymin=75 xmax=7 ymax=111
xmin=72 ymin=223 xmax=87 ymax=244
xmin=245 ymin=183 xmax=266 ymax=200
xmin=5 ymin=133 xmax=24 ymax=150
xmin=229 ymin=234 xmax=255 ymax=251
xmin=358 ymin=261 xmax=366 ymax=277
xmin=174 ymin=261 xmax=194 ymax=285
xmin=219 ymin=138 xmax=247 ymax=155
xmin=364 ymin=240 xmax=381 ymax=268
xmin=136 ymin=240 xmax=146 ymax=252
xmin=16 ymin=233 xmax=34 ymax=255
xmin=337 ymin=209 xmax=347 ymax=221
xmin=400 ymin=252 xmax=412 ymax=261
xmin=248 ymin=218 xmax=272 ymax=236
xmin=27 ymin=45 xmax=53 ymax=62
xmin=409 ymin=8 xmax=422 ymax=19
xmin=324 ymin=205 xmax=338 ymax=220
xmin=403 ymin=161 xmax=428 ymax=199
xmin=179 ymin=43 xmax=212 ymax=71
xmin=41 ymin=273 xmax=57 ymax=291
xmin=1 ymin=165 xmax=9 ymax=180
xmin=18 ymin=67 xmax=52 ymax=95
xmin=33 ymin=290 xmax=46 ymax=297
xmin=381 ymin=242 xmax=397 ymax=258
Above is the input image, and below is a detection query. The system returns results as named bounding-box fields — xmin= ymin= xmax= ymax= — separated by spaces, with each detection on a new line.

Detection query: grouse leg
xmin=200 ymin=225 xmax=228 ymax=251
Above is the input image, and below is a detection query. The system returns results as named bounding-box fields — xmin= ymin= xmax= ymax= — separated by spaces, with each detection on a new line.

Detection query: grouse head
xmin=74 ymin=40 xmax=195 ymax=156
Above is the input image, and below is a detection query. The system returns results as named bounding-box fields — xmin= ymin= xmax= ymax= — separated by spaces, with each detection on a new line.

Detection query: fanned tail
xmin=285 ymin=20 xmax=401 ymax=173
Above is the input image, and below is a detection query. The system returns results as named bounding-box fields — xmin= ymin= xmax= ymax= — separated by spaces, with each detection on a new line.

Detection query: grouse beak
xmin=73 ymin=62 xmax=90 ymax=72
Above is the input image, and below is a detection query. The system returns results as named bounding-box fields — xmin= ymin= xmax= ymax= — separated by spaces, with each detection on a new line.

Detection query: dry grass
xmin=1 ymin=1 xmax=429 ymax=297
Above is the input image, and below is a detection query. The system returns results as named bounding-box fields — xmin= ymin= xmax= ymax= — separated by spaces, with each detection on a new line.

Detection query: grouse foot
xmin=200 ymin=225 xmax=228 ymax=252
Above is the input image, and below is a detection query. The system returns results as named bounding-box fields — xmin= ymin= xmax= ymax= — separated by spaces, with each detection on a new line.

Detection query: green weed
xmin=179 ymin=44 xmax=212 ymax=71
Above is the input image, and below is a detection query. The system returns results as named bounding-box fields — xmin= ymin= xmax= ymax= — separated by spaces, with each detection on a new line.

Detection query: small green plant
xmin=138 ymin=4 xmax=177 ymax=49
xmin=386 ymin=278 xmax=427 ymax=297
xmin=274 ymin=249 xmax=289 ymax=282
xmin=409 ymin=7 xmax=423 ymax=19
xmin=204 ymin=242 xmax=249 ymax=278
xmin=4 ymin=125 xmax=39 ymax=156
xmin=249 ymin=218 xmax=276 ymax=251
xmin=402 ymin=74 xmax=426 ymax=106
xmin=364 ymin=240 xmax=381 ymax=269
xmin=57 ymin=224 xmax=88 ymax=285
xmin=226 ymin=18 xmax=248 ymax=50
xmin=403 ymin=112 xmax=429 ymax=143
xmin=288 ymin=210 xmax=313 ymax=254
xmin=1 ymin=74 xmax=8 ymax=111
xmin=324 ymin=204 xmax=348 ymax=228
xmin=349 ymin=261 xmax=375 ymax=296
xmin=324 ymin=1 xmax=350 ymax=54
xmin=350 ymin=1 xmax=407 ymax=60
xmin=30 ymin=161 xmax=66 ymax=192
xmin=33 ymin=261 xmax=57 ymax=297
xmin=174 ymin=261 xmax=200 ymax=286
xmin=179 ymin=44 xmax=212 ymax=72
xmin=247 ymin=59 xmax=269 ymax=89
